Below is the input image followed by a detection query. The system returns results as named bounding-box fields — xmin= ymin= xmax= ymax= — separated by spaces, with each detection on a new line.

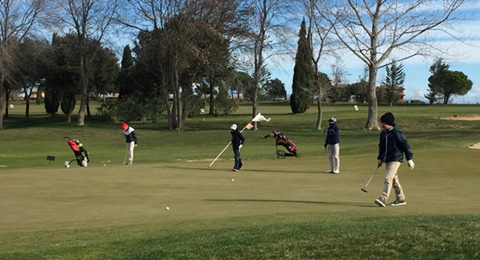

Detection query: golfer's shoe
xmin=232 ymin=168 xmax=238 ymax=172
xmin=127 ymin=162 xmax=132 ymax=165
xmin=333 ymin=170 xmax=340 ymax=174
xmin=374 ymin=199 xmax=386 ymax=207
xmin=390 ymin=199 xmax=407 ymax=206
xmin=325 ymin=169 xmax=334 ymax=173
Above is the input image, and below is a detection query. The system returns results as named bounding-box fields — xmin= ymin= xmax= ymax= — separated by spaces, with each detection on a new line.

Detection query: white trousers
xmin=327 ymin=143 xmax=340 ymax=172
xmin=126 ymin=141 xmax=135 ymax=164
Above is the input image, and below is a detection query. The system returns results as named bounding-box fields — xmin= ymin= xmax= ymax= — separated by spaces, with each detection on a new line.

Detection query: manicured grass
xmin=1 ymin=101 xmax=480 ymax=259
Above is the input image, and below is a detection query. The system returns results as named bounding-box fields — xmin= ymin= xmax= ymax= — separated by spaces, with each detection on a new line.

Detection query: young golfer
xmin=230 ymin=124 xmax=244 ymax=171
xmin=324 ymin=117 xmax=340 ymax=173
xmin=375 ymin=112 xmax=414 ymax=207
xmin=122 ymin=122 xmax=138 ymax=165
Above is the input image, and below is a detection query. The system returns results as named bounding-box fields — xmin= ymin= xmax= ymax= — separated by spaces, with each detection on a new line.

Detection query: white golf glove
xmin=407 ymin=159 xmax=415 ymax=170
xmin=239 ymin=144 xmax=243 ymax=149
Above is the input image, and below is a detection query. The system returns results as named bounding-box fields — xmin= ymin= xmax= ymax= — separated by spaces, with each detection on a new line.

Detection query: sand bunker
xmin=441 ymin=115 xmax=480 ymax=121
xmin=469 ymin=143 xmax=480 ymax=149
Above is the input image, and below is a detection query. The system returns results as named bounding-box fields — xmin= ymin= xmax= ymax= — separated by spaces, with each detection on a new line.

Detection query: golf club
xmin=361 ymin=166 xmax=381 ymax=193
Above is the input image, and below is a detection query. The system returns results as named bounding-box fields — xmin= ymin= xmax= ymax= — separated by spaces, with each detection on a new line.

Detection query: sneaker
xmin=333 ymin=170 xmax=339 ymax=174
xmin=325 ymin=169 xmax=334 ymax=173
xmin=390 ymin=200 xmax=407 ymax=206
xmin=127 ymin=162 xmax=132 ymax=165
xmin=232 ymin=168 xmax=238 ymax=172
xmin=374 ymin=199 xmax=386 ymax=207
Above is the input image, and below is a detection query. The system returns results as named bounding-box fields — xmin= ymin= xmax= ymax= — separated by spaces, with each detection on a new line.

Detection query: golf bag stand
xmin=65 ymin=138 xmax=90 ymax=167
xmin=264 ymin=130 xmax=299 ymax=159
xmin=275 ymin=137 xmax=299 ymax=159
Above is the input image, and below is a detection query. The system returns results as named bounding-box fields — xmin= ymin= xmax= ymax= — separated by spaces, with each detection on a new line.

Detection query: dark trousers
xmin=232 ymin=145 xmax=242 ymax=170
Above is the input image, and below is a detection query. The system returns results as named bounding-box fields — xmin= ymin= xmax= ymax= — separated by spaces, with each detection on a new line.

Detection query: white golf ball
xmin=166 ymin=206 xmax=170 ymax=210
xmin=231 ymin=178 xmax=235 ymax=182
xmin=104 ymin=164 xmax=106 ymax=166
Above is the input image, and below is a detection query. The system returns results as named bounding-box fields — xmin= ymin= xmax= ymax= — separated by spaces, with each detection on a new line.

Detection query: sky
xmin=267 ymin=2 xmax=480 ymax=104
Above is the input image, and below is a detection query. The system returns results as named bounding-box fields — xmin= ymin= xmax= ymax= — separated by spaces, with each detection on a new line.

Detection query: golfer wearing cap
xmin=375 ymin=112 xmax=414 ymax=207
xmin=122 ymin=122 xmax=138 ymax=165
xmin=230 ymin=124 xmax=245 ymax=171
xmin=324 ymin=117 xmax=340 ymax=174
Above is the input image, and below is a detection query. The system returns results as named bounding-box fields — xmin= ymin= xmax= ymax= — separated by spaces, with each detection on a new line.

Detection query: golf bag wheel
xmin=276 ymin=150 xmax=286 ymax=159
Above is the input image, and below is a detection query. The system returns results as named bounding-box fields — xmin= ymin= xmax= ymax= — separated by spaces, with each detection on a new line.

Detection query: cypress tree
xmin=290 ymin=19 xmax=314 ymax=114
xmin=118 ymin=45 xmax=134 ymax=98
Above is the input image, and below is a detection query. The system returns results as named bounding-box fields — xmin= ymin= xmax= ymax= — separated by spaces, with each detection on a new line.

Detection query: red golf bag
xmin=65 ymin=138 xmax=89 ymax=167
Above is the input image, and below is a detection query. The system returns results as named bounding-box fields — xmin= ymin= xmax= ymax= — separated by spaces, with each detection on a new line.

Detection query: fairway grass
xmin=1 ymin=103 xmax=480 ymax=258
xmin=1 ymin=152 xmax=479 ymax=259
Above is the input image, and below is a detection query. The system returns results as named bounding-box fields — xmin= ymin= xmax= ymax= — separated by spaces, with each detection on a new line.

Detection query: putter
xmin=361 ymin=166 xmax=381 ymax=193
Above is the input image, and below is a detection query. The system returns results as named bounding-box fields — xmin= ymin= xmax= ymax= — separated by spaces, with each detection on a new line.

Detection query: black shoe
xmin=390 ymin=199 xmax=407 ymax=206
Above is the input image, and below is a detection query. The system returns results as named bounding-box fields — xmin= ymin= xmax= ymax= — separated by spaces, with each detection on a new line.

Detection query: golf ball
xmin=231 ymin=178 xmax=235 ymax=182
xmin=166 ymin=206 xmax=170 ymax=210
xmin=104 ymin=164 xmax=106 ymax=166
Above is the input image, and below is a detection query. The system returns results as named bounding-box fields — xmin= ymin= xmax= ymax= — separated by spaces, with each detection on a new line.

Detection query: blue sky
xmin=267 ymin=2 xmax=480 ymax=104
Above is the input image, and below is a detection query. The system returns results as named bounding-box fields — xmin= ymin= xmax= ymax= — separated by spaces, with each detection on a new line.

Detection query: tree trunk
xmin=77 ymin=57 xmax=88 ymax=126
xmin=0 ymin=75 xmax=5 ymax=129
xmin=86 ymin=97 xmax=91 ymax=117
xmin=365 ymin=65 xmax=380 ymax=130
xmin=315 ymin=97 xmax=323 ymax=130
xmin=25 ymin=99 xmax=30 ymax=121
xmin=209 ymin=83 xmax=215 ymax=115
xmin=4 ymin=89 xmax=10 ymax=118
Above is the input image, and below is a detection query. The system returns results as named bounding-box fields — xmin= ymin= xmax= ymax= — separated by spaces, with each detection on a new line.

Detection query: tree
xmin=424 ymin=89 xmax=439 ymax=105
xmin=44 ymin=33 xmax=79 ymax=122
xmin=52 ymin=0 xmax=120 ymax=126
xmin=118 ymin=45 xmax=134 ymax=98
xmin=382 ymin=61 xmax=405 ymax=106
xmin=327 ymin=62 xmax=348 ymax=103
xmin=302 ymin=0 xmax=335 ymax=130
xmin=0 ymin=0 xmax=50 ymax=129
xmin=246 ymin=0 xmax=292 ymax=127
xmin=290 ymin=19 xmax=314 ymax=114
xmin=428 ymin=59 xmax=472 ymax=104
xmin=122 ymin=0 xmax=251 ymax=130
xmin=264 ymin=78 xmax=286 ymax=101
xmin=316 ymin=0 xmax=467 ymax=130
xmin=13 ymin=38 xmax=51 ymax=120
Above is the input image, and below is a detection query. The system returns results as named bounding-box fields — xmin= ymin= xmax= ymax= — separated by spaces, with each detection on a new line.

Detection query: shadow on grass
xmin=206 ymin=198 xmax=375 ymax=208
xmin=161 ymin=164 xmax=332 ymax=175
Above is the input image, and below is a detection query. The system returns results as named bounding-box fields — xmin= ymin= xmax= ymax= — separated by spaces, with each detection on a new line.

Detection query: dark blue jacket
xmin=378 ymin=125 xmax=413 ymax=163
xmin=325 ymin=123 xmax=340 ymax=145
xmin=231 ymin=130 xmax=245 ymax=147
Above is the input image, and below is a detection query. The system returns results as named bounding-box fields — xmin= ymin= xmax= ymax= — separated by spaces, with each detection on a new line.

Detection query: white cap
xmin=329 ymin=117 xmax=337 ymax=123
xmin=230 ymin=124 xmax=237 ymax=130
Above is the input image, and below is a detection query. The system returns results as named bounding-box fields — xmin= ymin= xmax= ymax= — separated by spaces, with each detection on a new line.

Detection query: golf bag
xmin=65 ymin=138 xmax=89 ymax=167
xmin=263 ymin=130 xmax=299 ymax=158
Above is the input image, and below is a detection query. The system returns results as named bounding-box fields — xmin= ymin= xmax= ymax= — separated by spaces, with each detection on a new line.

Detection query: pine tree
xmin=290 ymin=19 xmax=314 ymax=114
xmin=382 ymin=61 xmax=405 ymax=105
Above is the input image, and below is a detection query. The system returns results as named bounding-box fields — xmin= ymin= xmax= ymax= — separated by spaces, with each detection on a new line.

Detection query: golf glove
xmin=239 ymin=144 xmax=242 ymax=149
xmin=407 ymin=159 xmax=415 ymax=170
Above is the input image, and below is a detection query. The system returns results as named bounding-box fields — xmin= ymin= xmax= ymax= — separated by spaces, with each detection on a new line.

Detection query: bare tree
xmin=301 ymin=0 xmax=335 ymax=130
xmin=315 ymin=0 xmax=467 ymax=130
xmin=0 ymin=0 xmax=50 ymax=129
xmin=246 ymin=0 xmax=293 ymax=126
xmin=51 ymin=0 xmax=120 ymax=126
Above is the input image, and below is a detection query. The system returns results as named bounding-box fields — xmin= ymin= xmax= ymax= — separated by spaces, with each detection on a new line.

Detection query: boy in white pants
xmin=122 ymin=122 xmax=138 ymax=165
